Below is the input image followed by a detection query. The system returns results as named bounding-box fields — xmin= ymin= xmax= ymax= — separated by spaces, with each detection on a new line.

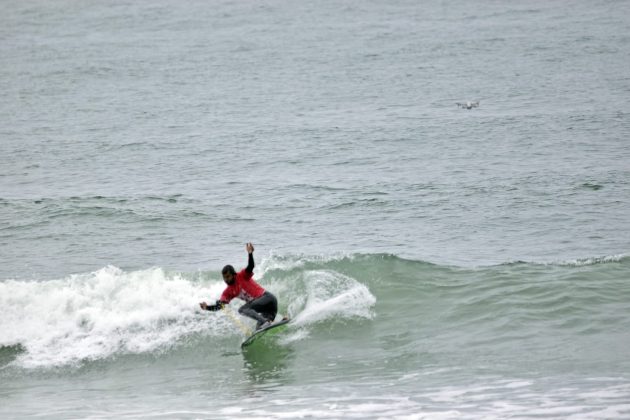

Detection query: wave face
xmin=2 ymin=253 xmax=629 ymax=374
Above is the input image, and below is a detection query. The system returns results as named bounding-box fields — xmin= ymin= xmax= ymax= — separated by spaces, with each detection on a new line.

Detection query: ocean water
xmin=1 ymin=0 xmax=630 ymax=418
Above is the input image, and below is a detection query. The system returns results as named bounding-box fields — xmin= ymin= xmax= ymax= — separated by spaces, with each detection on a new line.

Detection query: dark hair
xmin=222 ymin=265 xmax=236 ymax=275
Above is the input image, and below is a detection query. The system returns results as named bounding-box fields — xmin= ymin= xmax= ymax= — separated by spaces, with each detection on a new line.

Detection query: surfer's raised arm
xmin=245 ymin=242 xmax=255 ymax=274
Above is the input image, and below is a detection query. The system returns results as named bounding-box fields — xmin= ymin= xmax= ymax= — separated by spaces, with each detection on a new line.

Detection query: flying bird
xmin=456 ymin=101 xmax=479 ymax=109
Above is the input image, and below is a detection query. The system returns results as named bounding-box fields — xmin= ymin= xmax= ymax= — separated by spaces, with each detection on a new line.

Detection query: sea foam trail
xmin=286 ymin=270 xmax=376 ymax=326
xmin=0 ymin=266 xmax=227 ymax=368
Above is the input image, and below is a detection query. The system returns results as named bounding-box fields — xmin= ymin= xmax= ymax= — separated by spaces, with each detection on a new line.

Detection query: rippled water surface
xmin=1 ymin=0 xmax=629 ymax=418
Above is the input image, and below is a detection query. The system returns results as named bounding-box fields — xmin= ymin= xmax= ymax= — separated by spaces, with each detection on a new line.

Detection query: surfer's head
xmin=222 ymin=265 xmax=236 ymax=284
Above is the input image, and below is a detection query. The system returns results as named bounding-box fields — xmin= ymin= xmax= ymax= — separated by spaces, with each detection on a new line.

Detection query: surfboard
xmin=241 ymin=318 xmax=290 ymax=348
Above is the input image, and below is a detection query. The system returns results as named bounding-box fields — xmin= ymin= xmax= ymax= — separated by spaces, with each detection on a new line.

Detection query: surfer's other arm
xmin=199 ymin=300 xmax=225 ymax=311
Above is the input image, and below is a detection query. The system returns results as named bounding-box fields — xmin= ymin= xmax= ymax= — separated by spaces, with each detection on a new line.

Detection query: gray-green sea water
xmin=2 ymin=0 xmax=630 ymax=418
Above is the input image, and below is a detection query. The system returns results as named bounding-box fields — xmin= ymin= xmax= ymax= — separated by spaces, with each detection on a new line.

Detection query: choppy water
xmin=1 ymin=0 xmax=630 ymax=418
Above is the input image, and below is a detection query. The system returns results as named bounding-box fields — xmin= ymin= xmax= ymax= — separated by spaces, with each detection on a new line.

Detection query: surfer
xmin=200 ymin=243 xmax=278 ymax=330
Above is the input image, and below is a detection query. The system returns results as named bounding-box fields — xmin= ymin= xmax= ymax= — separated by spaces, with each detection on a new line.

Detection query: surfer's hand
xmin=246 ymin=242 xmax=254 ymax=254
xmin=200 ymin=302 xmax=208 ymax=310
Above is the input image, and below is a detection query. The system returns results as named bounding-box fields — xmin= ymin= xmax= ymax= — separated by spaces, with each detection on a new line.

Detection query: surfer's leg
xmin=256 ymin=292 xmax=278 ymax=322
xmin=238 ymin=301 xmax=268 ymax=326
xmin=239 ymin=292 xmax=278 ymax=328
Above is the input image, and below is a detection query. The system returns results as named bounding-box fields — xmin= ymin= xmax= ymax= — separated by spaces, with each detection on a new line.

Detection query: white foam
xmin=288 ymin=270 xmax=376 ymax=326
xmin=216 ymin=396 xmax=461 ymax=420
xmin=533 ymin=253 xmax=629 ymax=267
xmin=416 ymin=379 xmax=630 ymax=420
xmin=0 ymin=266 xmax=230 ymax=368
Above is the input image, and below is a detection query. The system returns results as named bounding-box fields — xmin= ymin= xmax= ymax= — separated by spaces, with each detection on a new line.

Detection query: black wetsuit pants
xmin=238 ymin=291 xmax=278 ymax=327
